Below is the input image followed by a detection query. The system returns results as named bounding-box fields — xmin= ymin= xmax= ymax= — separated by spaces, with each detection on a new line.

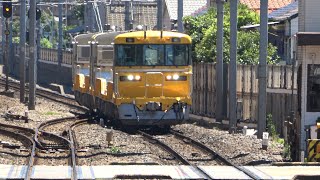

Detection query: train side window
xmin=307 ymin=64 xmax=320 ymax=112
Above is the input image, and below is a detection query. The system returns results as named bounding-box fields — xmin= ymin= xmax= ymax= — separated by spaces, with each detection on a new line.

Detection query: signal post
xmin=0 ymin=0 xmax=14 ymax=97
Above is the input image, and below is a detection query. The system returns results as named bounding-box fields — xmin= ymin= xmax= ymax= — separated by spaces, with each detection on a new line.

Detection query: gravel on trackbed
xmin=0 ymin=87 xmax=286 ymax=166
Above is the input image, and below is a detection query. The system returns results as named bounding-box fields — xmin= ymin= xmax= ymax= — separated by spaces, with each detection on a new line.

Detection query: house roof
xmin=164 ymin=0 xmax=207 ymax=20
xmin=240 ymin=0 xmax=293 ymax=13
xmin=268 ymin=1 xmax=298 ymax=21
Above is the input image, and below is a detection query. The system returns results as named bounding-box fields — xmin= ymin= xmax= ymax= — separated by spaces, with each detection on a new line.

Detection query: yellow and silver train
xmin=73 ymin=30 xmax=192 ymax=127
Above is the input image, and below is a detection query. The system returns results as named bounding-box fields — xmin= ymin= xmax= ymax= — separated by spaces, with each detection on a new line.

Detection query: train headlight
xmin=135 ymin=75 xmax=141 ymax=81
xmin=173 ymin=74 xmax=179 ymax=80
xmin=165 ymin=74 xmax=187 ymax=81
xmin=120 ymin=75 xmax=141 ymax=81
xmin=127 ymin=75 xmax=134 ymax=81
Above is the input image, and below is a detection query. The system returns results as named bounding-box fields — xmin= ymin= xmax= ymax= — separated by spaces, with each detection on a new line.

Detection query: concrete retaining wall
xmin=11 ymin=55 xmax=72 ymax=86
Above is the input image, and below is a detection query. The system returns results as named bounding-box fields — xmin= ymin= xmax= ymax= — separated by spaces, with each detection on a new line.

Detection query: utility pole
xmin=229 ymin=0 xmax=238 ymax=133
xmin=1 ymin=10 xmax=4 ymax=64
xmin=124 ymin=1 xmax=130 ymax=30
xmin=4 ymin=19 xmax=9 ymax=92
xmin=20 ymin=0 xmax=26 ymax=102
xmin=28 ymin=0 xmax=37 ymax=110
xmin=58 ymin=0 xmax=63 ymax=67
xmin=216 ymin=0 xmax=224 ymax=122
xmin=157 ymin=0 xmax=163 ymax=30
xmin=177 ymin=0 xmax=183 ymax=32
xmin=257 ymin=0 xmax=268 ymax=139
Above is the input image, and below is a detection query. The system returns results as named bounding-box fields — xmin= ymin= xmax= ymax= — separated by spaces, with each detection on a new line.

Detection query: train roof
xmin=74 ymin=33 xmax=96 ymax=45
xmin=92 ymin=31 xmax=123 ymax=45
xmin=114 ymin=31 xmax=192 ymax=44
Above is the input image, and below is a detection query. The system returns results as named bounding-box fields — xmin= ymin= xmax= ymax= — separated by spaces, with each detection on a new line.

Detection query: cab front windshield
xmin=115 ymin=44 xmax=190 ymax=66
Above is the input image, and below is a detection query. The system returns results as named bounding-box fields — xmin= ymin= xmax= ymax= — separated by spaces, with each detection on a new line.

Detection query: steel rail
xmin=138 ymin=130 xmax=212 ymax=180
xmin=68 ymin=120 xmax=88 ymax=180
xmin=170 ymin=130 xmax=260 ymax=180
xmin=0 ymin=79 xmax=87 ymax=112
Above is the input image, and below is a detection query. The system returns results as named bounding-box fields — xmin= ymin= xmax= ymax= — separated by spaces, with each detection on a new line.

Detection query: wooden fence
xmin=192 ymin=62 xmax=298 ymax=135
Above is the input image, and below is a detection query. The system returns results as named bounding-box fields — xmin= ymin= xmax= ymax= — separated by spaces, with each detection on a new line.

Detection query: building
xmin=268 ymin=1 xmax=298 ymax=64
xmin=296 ymin=0 xmax=320 ymax=161
xmin=162 ymin=0 xmax=207 ymax=30
xmin=207 ymin=0 xmax=293 ymax=13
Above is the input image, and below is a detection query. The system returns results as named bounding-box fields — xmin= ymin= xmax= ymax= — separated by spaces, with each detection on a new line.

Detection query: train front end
xmin=113 ymin=31 xmax=192 ymax=126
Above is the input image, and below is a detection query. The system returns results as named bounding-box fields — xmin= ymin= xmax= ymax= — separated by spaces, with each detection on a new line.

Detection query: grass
xmin=267 ymin=114 xmax=291 ymax=160
xmin=43 ymin=111 xmax=59 ymax=116
xmin=109 ymin=146 xmax=121 ymax=154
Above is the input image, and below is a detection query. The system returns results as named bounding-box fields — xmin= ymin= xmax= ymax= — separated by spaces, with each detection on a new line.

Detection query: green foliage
xmin=40 ymin=38 xmax=53 ymax=48
xmin=283 ymin=142 xmax=291 ymax=160
xmin=110 ymin=146 xmax=121 ymax=154
xmin=12 ymin=37 xmax=20 ymax=43
xmin=183 ymin=4 xmax=280 ymax=64
xmin=73 ymin=4 xmax=85 ymax=21
xmin=267 ymin=114 xmax=278 ymax=140
xmin=43 ymin=111 xmax=59 ymax=115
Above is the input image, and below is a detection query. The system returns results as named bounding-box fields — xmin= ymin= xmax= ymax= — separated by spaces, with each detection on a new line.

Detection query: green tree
xmin=40 ymin=38 xmax=53 ymax=48
xmin=184 ymin=4 xmax=280 ymax=64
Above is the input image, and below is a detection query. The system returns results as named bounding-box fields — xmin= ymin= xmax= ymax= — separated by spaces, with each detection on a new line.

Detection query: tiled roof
xmin=164 ymin=0 xmax=207 ymax=19
xmin=268 ymin=1 xmax=298 ymax=21
xmin=107 ymin=2 xmax=157 ymax=30
xmin=240 ymin=0 xmax=293 ymax=13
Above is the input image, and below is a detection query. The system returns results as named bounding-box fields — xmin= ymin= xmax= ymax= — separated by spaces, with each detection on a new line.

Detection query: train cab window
xmin=143 ymin=45 xmax=164 ymax=66
xmin=165 ymin=45 xmax=189 ymax=66
xmin=307 ymin=65 xmax=320 ymax=112
xmin=116 ymin=45 xmax=136 ymax=65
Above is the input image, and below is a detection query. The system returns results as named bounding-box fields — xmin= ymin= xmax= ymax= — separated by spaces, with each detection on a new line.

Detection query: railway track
xmin=0 ymin=123 xmax=35 ymax=164
xmin=0 ymin=78 xmax=87 ymax=112
xmin=25 ymin=116 xmax=88 ymax=180
xmin=138 ymin=129 xmax=260 ymax=180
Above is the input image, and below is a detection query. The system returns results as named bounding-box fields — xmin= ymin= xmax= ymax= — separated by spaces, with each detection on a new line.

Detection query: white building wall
xmin=304 ymin=0 xmax=320 ymax=32
xmin=300 ymin=45 xmax=320 ymax=155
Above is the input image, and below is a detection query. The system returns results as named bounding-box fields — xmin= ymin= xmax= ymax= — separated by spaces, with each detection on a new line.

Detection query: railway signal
xmin=2 ymin=0 xmax=12 ymax=18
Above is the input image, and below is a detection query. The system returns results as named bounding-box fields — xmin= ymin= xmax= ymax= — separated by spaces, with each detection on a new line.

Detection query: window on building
xmin=307 ymin=64 xmax=320 ymax=112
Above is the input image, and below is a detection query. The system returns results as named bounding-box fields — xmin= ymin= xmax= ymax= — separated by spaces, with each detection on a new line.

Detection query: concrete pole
xmin=9 ymin=16 xmax=13 ymax=73
xmin=90 ymin=2 xmax=95 ymax=32
xmin=1 ymin=9 xmax=4 ymax=64
xmin=257 ymin=0 xmax=268 ymax=139
xmin=37 ymin=15 xmax=41 ymax=70
xmin=4 ymin=19 xmax=9 ymax=91
xmin=177 ymin=0 xmax=183 ymax=32
xmin=58 ymin=0 xmax=63 ymax=66
xmin=229 ymin=0 xmax=238 ymax=133
xmin=28 ymin=0 xmax=37 ymax=110
xmin=20 ymin=0 xmax=26 ymax=102
xmin=157 ymin=0 xmax=163 ymax=30
xmin=216 ymin=0 xmax=224 ymax=122
xmin=124 ymin=1 xmax=130 ymax=30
